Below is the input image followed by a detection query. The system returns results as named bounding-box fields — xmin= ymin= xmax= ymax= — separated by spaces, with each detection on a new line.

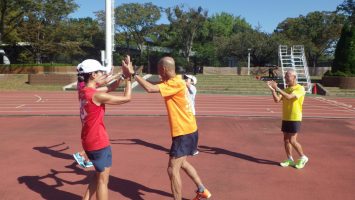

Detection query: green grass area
xmin=0 ymin=74 xmax=63 ymax=91
xmin=3 ymin=74 xmax=352 ymax=96
xmin=192 ymin=74 xmax=270 ymax=95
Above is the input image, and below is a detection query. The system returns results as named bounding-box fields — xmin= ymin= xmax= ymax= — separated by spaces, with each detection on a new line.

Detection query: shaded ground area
xmin=0 ymin=116 xmax=354 ymax=200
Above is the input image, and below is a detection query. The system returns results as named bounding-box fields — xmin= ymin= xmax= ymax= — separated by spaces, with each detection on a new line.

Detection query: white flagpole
xmin=105 ymin=0 xmax=114 ymax=73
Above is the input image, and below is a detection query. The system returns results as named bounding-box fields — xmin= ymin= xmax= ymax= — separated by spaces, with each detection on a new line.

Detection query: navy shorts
xmin=170 ymin=131 xmax=198 ymax=158
xmin=281 ymin=121 xmax=301 ymax=134
xmin=85 ymin=146 xmax=112 ymax=172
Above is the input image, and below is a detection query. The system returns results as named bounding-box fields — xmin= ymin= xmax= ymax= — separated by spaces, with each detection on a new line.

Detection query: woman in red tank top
xmin=76 ymin=57 xmax=134 ymax=200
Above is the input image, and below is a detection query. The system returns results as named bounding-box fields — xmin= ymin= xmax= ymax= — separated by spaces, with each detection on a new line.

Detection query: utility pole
xmin=105 ymin=0 xmax=115 ymax=72
xmin=247 ymin=48 xmax=251 ymax=75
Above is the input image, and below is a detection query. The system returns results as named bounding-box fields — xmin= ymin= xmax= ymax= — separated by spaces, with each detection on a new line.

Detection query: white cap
xmin=77 ymin=59 xmax=106 ymax=74
xmin=185 ymin=74 xmax=197 ymax=85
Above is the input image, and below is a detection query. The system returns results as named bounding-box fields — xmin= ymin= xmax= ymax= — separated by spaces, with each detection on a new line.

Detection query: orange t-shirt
xmin=158 ymin=76 xmax=197 ymax=137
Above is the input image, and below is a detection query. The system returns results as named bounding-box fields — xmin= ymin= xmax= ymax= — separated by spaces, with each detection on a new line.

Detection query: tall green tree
xmin=204 ymin=12 xmax=252 ymax=38
xmin=332 ymin=0 xmax=355 ymax=75
xmin=332 ymin=21 xmax=355 ymax=75
xmin=194 ymin=12 xmax=253 ymax=66
xmin=166 ymin=5 xmax=207 ymax=64
xmin=0 ymin=0 xmax=36 ymax=43
xmin=337 ymin=0 xmax=355 ymax=24
xmin=115 ymin=3 xmax=161 ymax=56
xmin=275 ymin=11 xmax=344 ymax=67
xmin=16 ymin=0 xmax=78 ymax=63
xmin=214 ymin=29 xmax=278 ymax=67
xmin=54 ymin=17 xmax=104 ymax=63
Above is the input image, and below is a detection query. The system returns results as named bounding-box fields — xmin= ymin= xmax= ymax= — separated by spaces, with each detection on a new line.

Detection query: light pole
xmin=247 ymin=48 xmax=251 ymax=75
xmin=105 ymin=0 xmax=114 ymax=72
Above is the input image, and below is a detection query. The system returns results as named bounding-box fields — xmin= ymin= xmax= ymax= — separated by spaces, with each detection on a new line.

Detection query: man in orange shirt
xmin=131 ymin=57 xmax=211 ymax=200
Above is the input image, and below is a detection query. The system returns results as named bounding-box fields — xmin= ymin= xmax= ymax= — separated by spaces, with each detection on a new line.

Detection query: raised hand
xmin=122 ymin=55 xmax=135 ymax=77
xmin=266 ymin=81 xmax=276 ymax=91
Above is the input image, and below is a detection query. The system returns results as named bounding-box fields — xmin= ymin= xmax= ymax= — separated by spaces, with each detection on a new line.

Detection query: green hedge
xmin=0 ymin=63 xmax=72 ymax=67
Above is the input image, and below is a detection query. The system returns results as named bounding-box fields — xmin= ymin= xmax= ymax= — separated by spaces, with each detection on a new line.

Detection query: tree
xmin=115 ymin=3 xmax=161 ymax=58
xmin=16 ymin=0 xmax=78 ymax=63
xmin=166 ymin=5 xmax=207 ymax=64
xmin=0 ymin=0 xmax=36 ymax=43
xmin=53 ymin=17 xmax=104 ymax=63
xmin=275 ymin=11 xmax=345 ymax=67
xmin=213 ymin=29 xmax=278 ymax=67
xmin=192 ymin=12 xmax=253 ymax=67
xmin=332 ymin=0 xmax=355 ymax=75
xmin=337 ymin=0 xmax=355 ymax=24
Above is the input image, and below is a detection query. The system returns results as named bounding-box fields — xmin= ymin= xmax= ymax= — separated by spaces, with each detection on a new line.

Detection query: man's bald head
xmin=158 ymin=57 xmax=175 ymax=70
xmin=158 ymin=56 xmax=176 ymax=80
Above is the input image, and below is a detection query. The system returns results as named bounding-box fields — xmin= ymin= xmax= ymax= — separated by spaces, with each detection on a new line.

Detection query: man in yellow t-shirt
xmin=132 ymin=57 xmax=211 ymax=200
xmin=266 ymin=69 xmax=309 ymax=169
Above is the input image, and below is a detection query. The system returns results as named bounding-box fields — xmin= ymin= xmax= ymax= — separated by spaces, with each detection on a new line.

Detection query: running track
xmin=0 ymin=91 xmax=354 ymax=200
xmin=1 ymin=91 xmax=355 ymax=118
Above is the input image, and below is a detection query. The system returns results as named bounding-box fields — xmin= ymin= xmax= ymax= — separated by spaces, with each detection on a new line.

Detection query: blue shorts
xmin=282 ymin=121 xmax=301 ymax=134
xmin=170 ymin=131 xmax=198 ymax=158
xmin=85 ymin=146 xmax=112 ymax=172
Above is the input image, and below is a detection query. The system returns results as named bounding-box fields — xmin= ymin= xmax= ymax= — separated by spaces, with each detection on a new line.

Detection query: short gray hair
xmin=286 ymin=69 xmax=297 ymax=78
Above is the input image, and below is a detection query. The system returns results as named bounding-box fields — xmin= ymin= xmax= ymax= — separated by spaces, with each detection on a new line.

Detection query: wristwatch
xmin=120 ymin=74 xmax=127 ymax=80
xmin=131 ymin=72 xmax=138 ymax=78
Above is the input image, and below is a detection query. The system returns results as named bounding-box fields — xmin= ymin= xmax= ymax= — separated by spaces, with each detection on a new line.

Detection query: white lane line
xmin=15 ymin=104 xmax=25 ymax=109
xmin=312 ymin=97 xmax=355 ymax=112
xmin=34 ymin=95 xmax=42 ymax=102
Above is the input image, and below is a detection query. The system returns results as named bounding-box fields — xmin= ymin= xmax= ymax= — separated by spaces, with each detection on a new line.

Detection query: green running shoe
xmin=295 ymin=157 xmax=309 ymax=169
xmin=280 ymin=159 xmax=295 ymax=167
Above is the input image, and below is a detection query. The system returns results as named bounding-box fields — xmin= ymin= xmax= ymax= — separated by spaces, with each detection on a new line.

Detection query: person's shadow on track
xmin=29 ymin=143 xmax=176 ymax=199
xmin=33 ymin=142 xmax=73 ymax=160
xmin=55 ymin=163 xmax=175 ymax=200
xmin=199 ymin=145 xmax=279 ymax=166
xmin=18 ymin=173 xmax=81 ymax=200
xmin=110 ymin=138 xmax=170 ymax=153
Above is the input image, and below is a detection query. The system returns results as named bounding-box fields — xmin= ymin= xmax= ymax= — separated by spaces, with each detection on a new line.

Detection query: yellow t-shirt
xmin=158 ymin=76 xmax=197 ymax=137
xmin=282 ymin=84 xmax=305 ymax=121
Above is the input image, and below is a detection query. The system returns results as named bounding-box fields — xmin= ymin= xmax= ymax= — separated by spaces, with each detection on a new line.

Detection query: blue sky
xmin=70 ymin=0 xmax=344 ymax=33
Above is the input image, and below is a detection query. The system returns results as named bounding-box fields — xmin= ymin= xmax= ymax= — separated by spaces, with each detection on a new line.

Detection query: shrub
xmin=332 ymin=21 xmax=355 ymax=76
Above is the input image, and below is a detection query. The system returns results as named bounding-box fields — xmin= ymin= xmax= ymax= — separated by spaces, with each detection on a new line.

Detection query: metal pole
xmin=105 ymin=0 xmax=113 ymax=72
xmin=247 ymin=48 xmax=251 ymax=75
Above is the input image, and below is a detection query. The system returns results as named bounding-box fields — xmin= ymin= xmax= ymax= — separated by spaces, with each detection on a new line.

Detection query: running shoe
xmin=192 ymin=150 xmax=199 ymax=156
xmin=295 ymin=156 xmax=309 ymax=169
xmin=73 ymin=152 xmax=85 ymax=168
xmin=193 ymin=188 xmax=212 ymax=200
xmin=280 ymin=159 xmax=295 ymax=167
xmin=84 ymin=160 xmax=94 ymax=168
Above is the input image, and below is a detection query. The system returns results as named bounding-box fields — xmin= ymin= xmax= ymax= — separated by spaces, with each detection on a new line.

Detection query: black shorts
xmin=86 ymin=146 xmax=112 ymax=172
xmin=170 ymin=131 xmax=199 ymax=158
xmin=281 ymin=121 xmax=301 ymax=134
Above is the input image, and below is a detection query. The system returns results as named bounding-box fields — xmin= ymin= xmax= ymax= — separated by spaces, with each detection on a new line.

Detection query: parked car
xmin=0 ymin=49 xmax=10 ymax=64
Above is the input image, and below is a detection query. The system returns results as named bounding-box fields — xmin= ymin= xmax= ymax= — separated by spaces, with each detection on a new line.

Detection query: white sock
xmin=288 ymin=156 xmax=294 ymax=161
xmin=300 ymin=155 xmax=308 ymax=159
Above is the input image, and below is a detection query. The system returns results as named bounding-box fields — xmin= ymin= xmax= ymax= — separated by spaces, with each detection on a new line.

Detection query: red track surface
xmin=1 ymin=91 xmax=355 ymax=118
xmin=0 ymin=91 xmax=354 ymax=200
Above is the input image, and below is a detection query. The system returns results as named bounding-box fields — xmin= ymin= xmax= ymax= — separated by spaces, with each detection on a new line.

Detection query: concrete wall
xmin=28 ymin=74 xmax=77 ymax=85
xmin=0 ymin=66 xmax=77 ymax=74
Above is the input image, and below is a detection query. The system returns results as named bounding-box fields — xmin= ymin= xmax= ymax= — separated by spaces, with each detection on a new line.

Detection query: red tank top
xmin=79 ymin=87 xmax=109 ymax=151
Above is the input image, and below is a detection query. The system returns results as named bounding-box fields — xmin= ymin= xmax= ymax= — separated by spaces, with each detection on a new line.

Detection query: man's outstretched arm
xmin=134 ymin=75 xmax=160 ymax=93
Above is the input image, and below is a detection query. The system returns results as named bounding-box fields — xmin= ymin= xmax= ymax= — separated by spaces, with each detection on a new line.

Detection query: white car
xmin=0 ymin=49 xmax=10 ymax=64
